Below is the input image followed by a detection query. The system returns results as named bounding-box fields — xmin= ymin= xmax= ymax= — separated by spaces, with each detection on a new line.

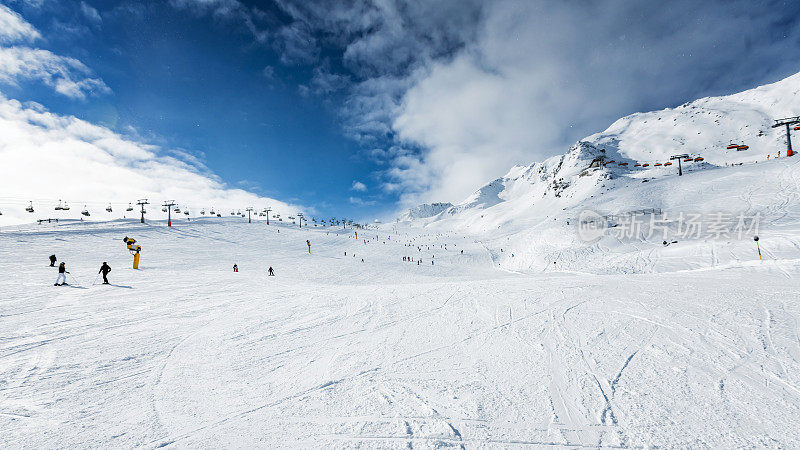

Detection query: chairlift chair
xmin=726 ymin=144 xmax=739 ymax=149
xmin=55 ymin=200 xmax=63 ymax=210
xmin=201 ymin=209 xmax=206 ymax=215
xmin=184 ymin=210 xmax=190 ymax=215
xmin=81 ymin=206 xmax=90 ymax=216
xmin=174 ymin=207 xmax=181 ymax=213
xmin=106 ymin=204 xmax=113 ymax=212
xmin=25 ymin=201 xmax=34 ymax=213
xmin=737 ymin=145 xmax=749 ymax=150
xmin=162 ymin=207 xmax=168 ymax=212
xmin=62 ymin=202 xmax=70 ymax=211
xmin=126 ymin=203 xmax=134 ymax=212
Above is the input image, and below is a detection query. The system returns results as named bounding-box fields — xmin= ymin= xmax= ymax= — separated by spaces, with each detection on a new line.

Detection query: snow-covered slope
xmin=399 ymin=71 xmax=800 ymax=274
xmin=3 ymin=215 xmax=800 ymax=447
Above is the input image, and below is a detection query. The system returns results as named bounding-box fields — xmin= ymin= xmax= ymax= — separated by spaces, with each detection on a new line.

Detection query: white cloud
xmin=0 ymin=46 xmax=111 ymax=99
xmin=0 ymin=4 xmax=109 ymax=100
xmin=0 ymin=4 xmax=41 ymax=43
xmin=348 ymin=196 xmax=375 ymax=206
xmin=0 ymin=94 xmax=301 ymax=225
xmin=385 ymin=0 xmax=800 ymax=206
xmin=351 ymin=181 xmax=366 ymax=192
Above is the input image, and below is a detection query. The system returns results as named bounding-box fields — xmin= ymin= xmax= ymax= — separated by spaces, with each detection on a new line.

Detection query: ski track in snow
xmin=1 ymin=217 xmax=800 ymax=448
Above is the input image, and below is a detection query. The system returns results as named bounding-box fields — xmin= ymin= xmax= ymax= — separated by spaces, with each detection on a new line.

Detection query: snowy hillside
xmin=398 ymin=71 xmax=800 ymax=274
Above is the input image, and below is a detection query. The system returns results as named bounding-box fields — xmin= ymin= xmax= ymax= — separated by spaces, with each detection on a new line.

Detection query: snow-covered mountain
xmin=393 ymin=70 xmax=800 ymax=274
xmin=397 ymin=202 xmax=454 ymax=221
xmin=406 ymin=70 xmax=800 ymax=223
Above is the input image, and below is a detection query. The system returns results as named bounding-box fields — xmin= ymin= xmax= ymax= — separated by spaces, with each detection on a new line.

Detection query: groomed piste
xmin=2 ymin=153 xmax=800 ymax=448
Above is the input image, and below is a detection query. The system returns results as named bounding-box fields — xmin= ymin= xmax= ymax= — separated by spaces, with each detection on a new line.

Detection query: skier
xmin=233 ymin=264 xmax=238 ymax=272
xmin=306 ymin=240 xmax=311 ymax=254
xmin=49 ymin=254 xmax=57 ymax=267
xmin=99 ymin=262 xmax=111 ymax=284
xmin=55 ymin=262 xmax=69 ymax=286
xmin=268 ymin=266 xmax=275 ymax=276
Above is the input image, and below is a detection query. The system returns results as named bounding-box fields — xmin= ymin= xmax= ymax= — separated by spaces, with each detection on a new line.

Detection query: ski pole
xmin=69 ymin=273 xmax=83 ymax=286
xmin=91 ymin=272 xmax=100 ymax=286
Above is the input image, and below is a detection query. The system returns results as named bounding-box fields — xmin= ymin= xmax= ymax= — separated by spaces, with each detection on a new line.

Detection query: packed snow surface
xmin=2 ymin=201 xmax=800 ymax=447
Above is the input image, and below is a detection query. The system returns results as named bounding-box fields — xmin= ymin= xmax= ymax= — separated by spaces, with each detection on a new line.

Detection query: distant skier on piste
xmin=233 ymin=264 xmax=238 ymax=272
xmin=55 ymin=262 xmax=69 ymax=286
xmin=49 ymin=254 xmax=57 ymax=267
xmin=99 ymin=262 xmax=111 ymax=284
xmin=306 ymin=240 xmax=311 ymax=253
xmin=268 ymin=266 xmax=275 ymax=276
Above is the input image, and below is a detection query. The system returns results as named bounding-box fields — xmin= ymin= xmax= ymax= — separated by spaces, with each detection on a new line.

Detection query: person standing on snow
xmin=268 ymin=266 xmax=275 ymax=276
xmin=233 ymin=264 xmax=238 ymax=272
xmin=49 ymin=254 xmax=57 ymax=267
xmin=306 ymin=240 xmax=311 ymax=254
xmin=55 ymin=262 xmax=69 ymax=286
xmin=99 ymin=262 xmax=111 ymax=284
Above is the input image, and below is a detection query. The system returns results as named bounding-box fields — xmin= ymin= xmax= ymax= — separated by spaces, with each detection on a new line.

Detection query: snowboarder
xmin=55 ymin=262 xmax=69 ymax=286
xmin=99 ymin=262 xmax=111 ymax=284
xmin=268 ymin=266 xmax=275 ymax=276
xmin=49 ymin=254 xmax=57 ymax=267
xmin=233 ymin=264 xmax=238 ymax=272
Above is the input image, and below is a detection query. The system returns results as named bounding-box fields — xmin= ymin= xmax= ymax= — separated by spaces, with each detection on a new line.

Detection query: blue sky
xmin=2 ymin=0 xmax=800 ymax=219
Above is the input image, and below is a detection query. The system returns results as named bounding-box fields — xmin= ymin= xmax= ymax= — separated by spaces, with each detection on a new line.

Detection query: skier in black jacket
xmin=99 ymin=262 xmax=111 ymax=284
xmin=55 ymin=262 xmax=69 ymax=286
xmin=49 ymin=254 xmax=57 ymax=267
